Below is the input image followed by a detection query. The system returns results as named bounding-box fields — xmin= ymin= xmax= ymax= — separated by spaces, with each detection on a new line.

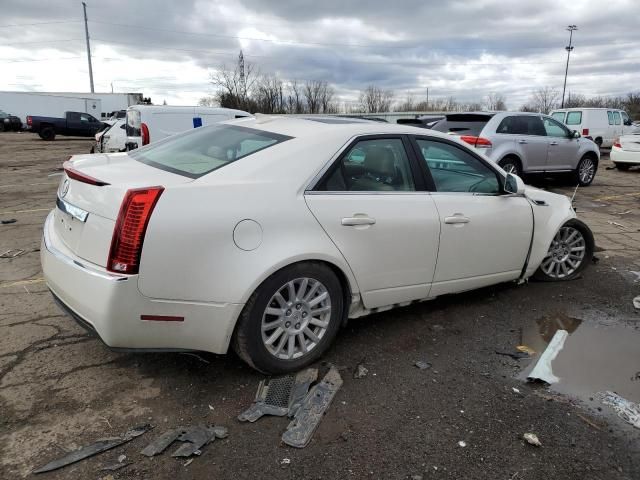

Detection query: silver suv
xmin=431 ymin=112 xmax=600 ymax=186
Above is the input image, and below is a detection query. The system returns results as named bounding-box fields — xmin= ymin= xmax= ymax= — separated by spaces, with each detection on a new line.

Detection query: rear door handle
xmin=444 ymin=214 xmax=470 ymax=224
xmin=518 ymin=139 xmax=527 ymax=144
xmin=342 ymin=217 xmax=376 ymax=226
xmin=549 ymin=141 xmax=558 ymax=146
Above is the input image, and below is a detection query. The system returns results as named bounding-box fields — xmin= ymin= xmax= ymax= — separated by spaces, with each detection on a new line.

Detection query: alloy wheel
xmin=540 ymin=226 xmax=586 ymax=279
xmin=501 ymin=162 xmax=518 ymax=174
xmin=579 ymin=157 xmax=595 ymax=184
xmin=261 ymin=277 xmax=332 ymax=360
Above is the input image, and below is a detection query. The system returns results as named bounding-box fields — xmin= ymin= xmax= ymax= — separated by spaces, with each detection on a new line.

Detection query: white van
xmin=549 ymin=108 xmax=634 ymax=148
xmin=125 ymin=105 xmax=251 ymax=150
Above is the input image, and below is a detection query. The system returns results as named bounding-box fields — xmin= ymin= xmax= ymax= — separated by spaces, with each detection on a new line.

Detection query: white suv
xmin=431 ymin=112 xmax=601 ymax=186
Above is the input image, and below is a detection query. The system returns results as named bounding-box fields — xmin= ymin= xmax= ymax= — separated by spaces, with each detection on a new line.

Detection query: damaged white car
xmin=41 ymin=117 xmax=594 ymax=373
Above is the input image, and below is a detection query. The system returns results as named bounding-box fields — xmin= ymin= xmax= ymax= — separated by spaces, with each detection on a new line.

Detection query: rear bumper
xmin=41 ymin=211 xmax=243 ymax=354
xmin=611 ymin=146 xmax=640 ymax=165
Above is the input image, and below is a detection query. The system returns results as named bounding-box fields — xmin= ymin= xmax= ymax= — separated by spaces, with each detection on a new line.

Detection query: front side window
xmin=129 ymin=125 xmax=292 ymax=178
xmin=566 ymin=111 xmax=582 ymax=125
xmin=551 ymin=112 xmax=566 ymax=123
xmin=613 ymin=111 xmax=621 ymax=125
xmin=543 ymin=117 xmax=570 ymax=138
xmin=318 ymin=138 xmax=415 ymax=192
xmin=80 ymin=113 xmax=91 ymax=122
xmin=607 ymin=111 xmax=614 ymax=125
xmin=415 ymin=139 xmax=500 ymax=194
xmin=621 ymin=111 xmax=630 ymax=124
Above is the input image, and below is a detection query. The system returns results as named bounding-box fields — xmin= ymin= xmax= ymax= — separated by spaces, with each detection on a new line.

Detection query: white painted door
xmin=305 ymin=137 xmax=441 ymax=309
xmin=411 ymin=137 xmax=534 ymax=296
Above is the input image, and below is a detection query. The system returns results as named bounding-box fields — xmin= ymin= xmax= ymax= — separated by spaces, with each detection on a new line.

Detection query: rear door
xmin=410 ymin=136 xmax=533 ymax=296
xmin=65 ymin=112 xmax=83 ymax=135
xmin=305 ymin=135 xmax=441 ymax=309
xmin=542 ymin=116 xmax=577 ymax=171
xmin=513 ymin=115 xmax=548 ymax=171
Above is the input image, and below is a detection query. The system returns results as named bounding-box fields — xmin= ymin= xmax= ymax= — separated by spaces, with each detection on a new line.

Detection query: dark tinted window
xmin=67 ymin=112 xmax=80 ymax=121
xmin=318 ymin=138 xmax=415 ymax=192
xmin=496 ymin=116 xmax=545 ymax=135
xmin=415 ymin=139 xmax=500 ymax=194
xmin=129 ymin=125 xmax=292 ymax=178
xmin=431 ymin=114 xmax=493 ymax=136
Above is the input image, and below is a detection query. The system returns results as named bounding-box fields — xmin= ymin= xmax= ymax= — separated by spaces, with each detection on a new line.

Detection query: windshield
xmin=128 ymin=124 xmax=292 ymax=178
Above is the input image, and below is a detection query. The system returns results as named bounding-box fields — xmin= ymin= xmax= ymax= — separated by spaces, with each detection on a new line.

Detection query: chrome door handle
xmin=549 ymin=141 xmax=558 ymax=146
xmin=342 ymin=217 xmax=376 ymax=226
xmin=518 ymin=139 xmax=527 ymax=144
xmin=444 ymin=214 xmax=470 ymax=224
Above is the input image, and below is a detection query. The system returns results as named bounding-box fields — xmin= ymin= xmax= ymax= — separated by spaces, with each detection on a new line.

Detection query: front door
xmin=513 ymin=115 xmax=549 ymax=171
xmin=410 ymin=136 xmax=534 ymax=297
xmin=542 ymin=116 xmax=578 ymax=171
xmin=305 ymin=136 xmax=441 ymax=309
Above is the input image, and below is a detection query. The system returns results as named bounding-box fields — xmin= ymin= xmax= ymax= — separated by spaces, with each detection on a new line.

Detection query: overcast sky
xmin=1 ymin=0 xmax=638 ymax=109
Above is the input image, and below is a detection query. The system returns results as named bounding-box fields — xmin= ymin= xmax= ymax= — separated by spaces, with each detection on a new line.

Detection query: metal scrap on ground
xmin=33 ymin=424 xmax=151 ymax=474
xmin=140 ymin=425 xmax=228 ymax=458
xmin=0 ymin=248 xmax=25 ymax=258
xmin=527 ymin=329 xmax=568 ymax=384
xmin=238 ymin=368 xmax=318 ymax=422
xmin=282 ymin=366 xmax=343 ymax=448
xmin=598 ymin=391 xmax=640 ymax=429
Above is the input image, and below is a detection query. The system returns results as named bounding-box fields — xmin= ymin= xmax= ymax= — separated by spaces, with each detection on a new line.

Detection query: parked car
xmin=27 ymin=111 xmax=107 ymax=141
xmin=42 ymin=117 xmax=594 ymax=373
xmin=611 ymin=133 xmax=640 ymax=170
xmin=430 ymin=112 xmax=600 ymax=186
xmin=549 ymin=108 xmax=635 ymax=148
xmin=92 ymin=119 xmax=126 ymax=153
xmin=125 ymin=105 xmax=251 ymax=150
xmin=397 ymin=115 xmax=445 ymax=129
xmin=0 ymin=109 xmax=22 ymax=131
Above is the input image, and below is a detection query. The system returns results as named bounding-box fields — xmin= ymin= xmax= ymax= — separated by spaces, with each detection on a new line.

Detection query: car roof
xmin=127 ymin=105 xmax=250 ymax=115
xmin=551 ymin=107 xmax=624 ymax=111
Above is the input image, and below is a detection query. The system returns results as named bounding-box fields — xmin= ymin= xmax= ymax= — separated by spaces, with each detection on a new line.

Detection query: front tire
xmin=573 ymin=154 xmax=597 ymax=186
xmin=498 ymin=156 xmax=522 ymax=177
xmin=614 ymin=162 xmax=631 ymax=171
xmin=233 ymin=262 xmax=344 ymax=374
xmin=533 ymin=219 xmax=594 ymax=282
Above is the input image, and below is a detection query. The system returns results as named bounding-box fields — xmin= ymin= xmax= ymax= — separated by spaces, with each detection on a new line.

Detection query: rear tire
xmin=573 ymin=154 xmax=597 ymax=186
xmin=498 ymin=156 xmax=522 ymax=177
xmin=40 ymin=127 xmax=55 ymax=141
xmin=532 ymin=219 xmax=594 ymax=282
xmin=614 ymin=162 xmax=631 ymax=171
xmin=232 ymin=262 xmax=344 ymax=374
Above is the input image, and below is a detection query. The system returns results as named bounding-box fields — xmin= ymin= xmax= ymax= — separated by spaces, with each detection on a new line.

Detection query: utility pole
xmin=426 ymin=87 xmax=429 ymax=111
xmin=82 ymin=2 xmax=94 ymax=93
xmin=561 ymin=25 xmax=577 ymax=108
xmin=238 ymin=50 xmax=246 ymax=98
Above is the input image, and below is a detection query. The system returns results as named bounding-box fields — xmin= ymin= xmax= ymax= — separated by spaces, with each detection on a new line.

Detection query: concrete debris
xmin=282 ymin=367 xmax=343 ymax=448
xmin=523 ymin=433 xmax=541 ymax=447
xmin=597 ymin=391 xmax=640 ymax=429
xmin=633 ymin=296 xmax=640 ymax=309
xmin=527 ymin=330 xmax=568 ymax=384
xmin=238 ymin=368 xmax=318 ymax=422
xmin=414 ymin=360 xmax=432 ymax=370
xmin=353 ymin=363 xmax=369 ymax=379
xmin=33 ymin=424 xmax=151 ymax=474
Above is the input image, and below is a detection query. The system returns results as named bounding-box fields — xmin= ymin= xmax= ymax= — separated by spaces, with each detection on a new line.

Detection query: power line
xmin=3 ymin=56 xmax=83 ymax=63
xmin=0 ymin=20 xmax=81 ymax=29
xmin=3 ymin=38 xmax=83 ymax=46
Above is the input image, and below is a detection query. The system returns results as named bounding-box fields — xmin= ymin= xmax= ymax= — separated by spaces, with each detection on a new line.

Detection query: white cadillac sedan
xmin=42 ymin=116 xmax=594 ymax=373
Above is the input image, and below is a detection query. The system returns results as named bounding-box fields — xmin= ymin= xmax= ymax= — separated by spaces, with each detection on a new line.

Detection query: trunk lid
xmin=619 ymin=134 xmax=640 ymax=152
xmin=54 ymin=152 xmax=191 ymax=267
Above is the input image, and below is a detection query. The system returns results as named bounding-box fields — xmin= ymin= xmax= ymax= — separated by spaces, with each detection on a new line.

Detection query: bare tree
xmin=253 ymin=74 xmax=286 ymax=113
xmin=303 ymin=80 xmax=325 ymax=114
xmin=525 ymin=87 xmax=560 ymax=114
xmin=484 ymin=93 xmax=507 ymax=111
xmin=396 ymin=93 xmax=416 ymax=111
xmin=198 ymin=96 xmax=218 ymax=107
xmin=209 ymin=50 xmax=259 ymax=111
xmin=359 ymin=85 xmax=394 ymax=113
xmin=286 ymin=79 xmax=304 ymax=114
xmin=319 ymin=82 xmax=336 ymax=113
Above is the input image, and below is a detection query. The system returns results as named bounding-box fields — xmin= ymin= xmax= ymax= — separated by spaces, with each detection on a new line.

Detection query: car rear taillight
xmin=460 ymin=135 xmax=492 ymax=148
xmin=613 ymin=137 xmax=622 ymax=149
xmin=63 ymin=161 xmax=110 ymax=186
xmin=108 ymin=186 xmax=164 ymax=274
xmin=27 ymin=116 xmax=32 ymax=126
xmin=141 ymin=122 xmax=150 ymax=146
xmin=582 ymin=128 xmax=589 ymax=136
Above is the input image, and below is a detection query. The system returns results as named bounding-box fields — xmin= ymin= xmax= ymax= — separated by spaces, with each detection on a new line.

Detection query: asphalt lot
xmin=1 ymin=131 xmax=639 ymax=479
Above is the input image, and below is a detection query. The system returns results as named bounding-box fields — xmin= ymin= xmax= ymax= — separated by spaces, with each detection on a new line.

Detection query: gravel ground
xmin=1 ymin=132 xmax=639 ymax=479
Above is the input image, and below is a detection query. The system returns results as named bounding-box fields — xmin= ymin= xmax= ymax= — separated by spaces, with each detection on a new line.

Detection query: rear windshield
xmin=129 ymin=124 xmax=292 ymax=178
xmin=431 ymin=114 xmax=493 ymax=136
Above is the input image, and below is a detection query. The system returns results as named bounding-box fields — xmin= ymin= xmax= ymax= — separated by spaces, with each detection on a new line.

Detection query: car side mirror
xmin=624 ymin=120 xmax=632 ymax=126
xmin=504 ymin=173 xmax=525 ymax=195
xmin=570 ymin=130 xmax=580 ymax=139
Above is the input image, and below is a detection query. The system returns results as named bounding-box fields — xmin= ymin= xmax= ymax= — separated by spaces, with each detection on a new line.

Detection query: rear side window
xmin=129 ymin=125 xmax=292 ymax=178
xmin=566 ymin=111 xmax=582 ymax=125
xmin=431 ymin=114 xmax=492 ymax=136
xmin=126 ymin=110 xmax=141 ymax=137
xmin=613 ymin=111 xmax=621 ymax=125
xmin=551 ymin=112 xmax=566 ymax=123
xmin=498 ymin=116 xmax=546 ymax=136
xmin=607 ymin=111 xmax=614 ymax=125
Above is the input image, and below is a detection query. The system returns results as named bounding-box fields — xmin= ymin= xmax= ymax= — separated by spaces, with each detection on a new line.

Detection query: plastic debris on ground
xmin=353 ymin=363 xmax=369 ymax=379
xmin=0 ymin=248 xmax=25 ymax=258
xmin=516 ymin=345 xmax=536 ymax=355
xmin=33 ymin=424 xmax=151 ymax=474
xmin=140 ymin=425 xmax=228 ymax=458
xmin=238 ymin=368 xmax=318 ymax=422
xmin=523 ymin=433 xmax=542 ymax=447
xmin=597 ymin=391 xmax=640 ymax=429
xmin=457 ymin=441 xmax=467 ymax=448
xmin=633 ymin=296 xmax=640 ymax=309
xmin=526 ymin=329 xmax=568 ymax=384
xmin=282 ymin=366 xmax=343 ymax=448
xmin=1 ymin=218 xmax=17 ymax=224
xmin=414 ymin=360 xmax=432 ymax=370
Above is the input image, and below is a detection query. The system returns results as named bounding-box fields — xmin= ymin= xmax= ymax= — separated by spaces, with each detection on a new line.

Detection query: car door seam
xmin=519 ymin=201 xmax=536 ymax=280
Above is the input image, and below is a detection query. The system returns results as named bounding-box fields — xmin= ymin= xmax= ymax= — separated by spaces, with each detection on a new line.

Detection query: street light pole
xmin=561 ymin=25 xmax=577 ymax=108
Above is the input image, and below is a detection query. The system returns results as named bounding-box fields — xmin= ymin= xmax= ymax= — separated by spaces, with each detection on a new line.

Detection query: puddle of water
xmin=520 ymin=313 xmax=640 ymax=404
